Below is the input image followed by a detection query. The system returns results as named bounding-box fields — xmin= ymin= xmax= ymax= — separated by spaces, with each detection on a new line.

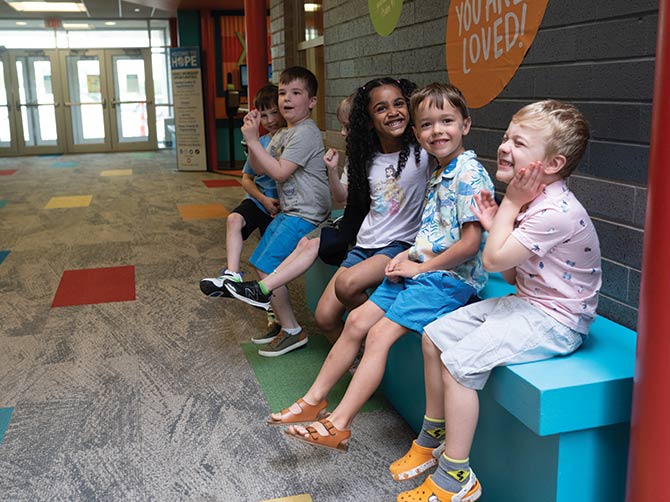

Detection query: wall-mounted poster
xmin=368 ymin=0 xmax=404 ymax=36
xmin=170 ymin=47 xmax=207 ymax=171
xmin=446 ymin=0 xmax=549 ymax=108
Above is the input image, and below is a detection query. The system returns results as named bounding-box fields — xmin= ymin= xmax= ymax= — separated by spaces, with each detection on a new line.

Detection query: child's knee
xmin=334 ymin=270 xmax=361 ymax=302
xmin=422 ymin=332 xmax=439 ymax=355
xmin=314 ymin=307 xmax=340 ymax=332
xmin=227 ymin=212 xmax=245 ymax=229
xmin=342 ymin=309 xmax=370 ymax=342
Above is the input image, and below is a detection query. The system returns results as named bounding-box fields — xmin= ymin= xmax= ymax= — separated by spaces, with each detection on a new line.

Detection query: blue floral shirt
xmin=408 ymin=150 xmax=494 ymax=292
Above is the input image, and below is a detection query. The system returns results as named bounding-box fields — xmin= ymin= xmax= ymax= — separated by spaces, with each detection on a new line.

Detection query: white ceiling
xmin=0 ymin=0 xmax=176 ymax=20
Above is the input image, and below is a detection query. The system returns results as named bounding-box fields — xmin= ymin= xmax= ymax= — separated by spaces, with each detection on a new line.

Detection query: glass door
xmin=0 ymin=51 xmax=18 ymax=155
xmin=11 ymin=50 xmax=64 ymax=155
xmin=107 ymin=49 xmax=156 ymax=151
xmin=61 ymin=50 xmax=111 ymax=153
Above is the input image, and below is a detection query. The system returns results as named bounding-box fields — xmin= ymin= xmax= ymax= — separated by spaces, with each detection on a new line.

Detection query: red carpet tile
xmin=0 ymin=170 xmax=17 ymax=176
xmin=52 ymin=265 xmax=136 ymax=307
xmin=202 ymin=179 xmax=241 ymax=188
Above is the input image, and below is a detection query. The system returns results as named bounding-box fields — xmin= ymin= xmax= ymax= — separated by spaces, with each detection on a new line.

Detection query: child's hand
xmin=505 ymin=161 xmax=546 ymax=207
xmin=261 ymin=196 xmax=280 ymax=216
xmin=241 ymin=110 xmax=261 ymax=143
xmin=472 ymin=191 xmax=498 ymax=231
xmin=385 ymin=256 xmax=421 ymax=282
xmin=324 ymin=148 xmax=339 ymax=171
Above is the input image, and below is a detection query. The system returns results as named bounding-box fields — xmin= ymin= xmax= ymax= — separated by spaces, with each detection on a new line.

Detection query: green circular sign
xmin=368 ymin=0 xmax=404 ymax=36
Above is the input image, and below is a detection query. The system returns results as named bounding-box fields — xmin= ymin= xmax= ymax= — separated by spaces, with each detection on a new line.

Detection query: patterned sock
xmin=283 ymin=326 xmax=302 ymax=336
xmin=432 ymin=454 xmax=471 ymax=493
xmin=258 ymin=281 xmax=271 ymax=295
xmin=416 ymin=416 xmax=445 ymax=448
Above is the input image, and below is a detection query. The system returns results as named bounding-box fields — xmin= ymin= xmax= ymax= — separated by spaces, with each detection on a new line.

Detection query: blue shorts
xmin=369 ymin=271 xmax=477 ymax=333
xmin=340 ymin=241 xmax=410 ymax=269
xmin=250 ymin=213 xmax=317 ymax=274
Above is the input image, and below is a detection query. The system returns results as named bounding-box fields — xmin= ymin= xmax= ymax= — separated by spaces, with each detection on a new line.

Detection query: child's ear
xmin=544 ymin=154 xmax=567 ymax=175
xmin=308 ymin=95 xmax=317 ymax=110
xmin=462 ymin=117 xmax=472 ymax=136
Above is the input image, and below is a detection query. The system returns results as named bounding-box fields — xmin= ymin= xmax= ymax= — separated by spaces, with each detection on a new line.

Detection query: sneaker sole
xmin=251 ymin=335 xmax=278 ymax=345
xmin=199 ymin=281 xmax=231 ymax=297
xmin=225 ymin=284 xmax=271 ymax=310
xmin=391 ymin=457 xmax=438 ymax=481
xmin=258 ymin=337 xmax=308 ymax=357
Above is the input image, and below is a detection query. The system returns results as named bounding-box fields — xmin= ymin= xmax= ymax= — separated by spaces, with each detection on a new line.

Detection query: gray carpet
xmin=0 ymin=152 xmax=418 ymax=502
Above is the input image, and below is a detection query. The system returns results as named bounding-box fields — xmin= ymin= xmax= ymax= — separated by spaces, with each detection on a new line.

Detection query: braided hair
xmin=346 ymin=77 xmax=421 ymax=213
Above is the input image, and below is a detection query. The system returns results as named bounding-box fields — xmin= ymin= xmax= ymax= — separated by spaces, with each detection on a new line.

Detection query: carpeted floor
xmin=0 ymin=152 xmax=418 ymax=502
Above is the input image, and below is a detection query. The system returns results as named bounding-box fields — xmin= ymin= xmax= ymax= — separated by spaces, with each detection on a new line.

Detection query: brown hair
xmin=410 ymin=82 xmax=469 ymax=122
xmin=279 ymin=66 xmax=318 ymax=97
xmin=253 ymin=83 xmax=278 ymax=111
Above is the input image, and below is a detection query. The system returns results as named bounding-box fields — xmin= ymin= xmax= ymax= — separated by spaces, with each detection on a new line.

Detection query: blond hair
xmin=512 ymin=100 xmax=590 ymax=177
xmin=336 ymin=93 xmax=355 ymax=124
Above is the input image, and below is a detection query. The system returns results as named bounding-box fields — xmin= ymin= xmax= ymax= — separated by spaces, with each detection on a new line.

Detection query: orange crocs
xmin=266 ymin=398 xmax=329 ymax=425
xmin=390 ymin=440 xmax=439 ymax=481
xmin=396 ymin=473 xmax=481 ymax=502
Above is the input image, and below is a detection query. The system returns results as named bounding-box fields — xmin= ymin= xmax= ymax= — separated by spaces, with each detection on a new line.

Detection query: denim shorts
xmin=424 ymin=295 xmax=585 ymax=390
xmin=369 ymin=271 xmax=477 ymax=333
xmin=340 ymin=241 xmax=410 ymax=269
xmin=250 ymin=213 xmax=316 ymax=274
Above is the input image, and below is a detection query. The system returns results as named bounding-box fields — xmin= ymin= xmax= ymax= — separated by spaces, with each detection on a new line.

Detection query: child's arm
xmin=242 ymin=111 xmax=300 ymax=182
xmin=240 ymin=173 xmax=280 ymax=216
xmin=473 ymin=191 xmax=516 ymax=284
xmin=385 ymin=222 xmax=483 ymax=279
xmin=481 ymin=164 xmax=544 ymax=273
xmin=325 ymin=148 xmax=348 ymax=203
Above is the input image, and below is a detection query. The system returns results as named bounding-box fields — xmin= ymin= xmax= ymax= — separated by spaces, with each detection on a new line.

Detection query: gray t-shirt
xmin=267 ymin=119 xmax=331 ymax=225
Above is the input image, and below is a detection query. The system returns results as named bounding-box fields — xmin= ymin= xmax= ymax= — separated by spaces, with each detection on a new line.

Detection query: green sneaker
xmin=251 ymin=322 xmax=282 ymax=345
xmin=258 ymin=330 xmax=308 ymax=357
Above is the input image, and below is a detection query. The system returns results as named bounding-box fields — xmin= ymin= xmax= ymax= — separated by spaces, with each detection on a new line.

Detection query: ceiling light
xmin=304 ymin=3 xmax=321 ymax=12
xmin=62 ymin=23 xmax=93 ymax=29
xmin=15 ymin=21 xmax=27 ymax=25
xmin=134 ymin=8 xmax=140 ymax=12
xmin=6 ymin=2 xmax=88 ymax=13
xmin=104 ymin=21 xmax=116 ymax=26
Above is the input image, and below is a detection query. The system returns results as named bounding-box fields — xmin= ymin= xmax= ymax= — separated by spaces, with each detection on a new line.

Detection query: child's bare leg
xmin=275 ymin=301 xmax=383 ymax=422
xmin=289 ymin=316 xmax=405 ymax=435
xmin=423 ymin=334 xmax=446 ymax=420
xmin=314 ymin=268 xmax=346 ymax=343
xmin=334 ymin=254 xmax=390 ymax=310
xmin=225 ymin=213 xmax=246 ymax=272
xmin=262 ymin=237 xmax=319 ymax=291
xmin=258 ymin=269 xmax=300 ymax=330
xmin=442 ymin=367 xmax=479 ymax=460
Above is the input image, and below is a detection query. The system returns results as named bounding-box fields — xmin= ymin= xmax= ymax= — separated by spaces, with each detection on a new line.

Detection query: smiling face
xmin=412 ymin=100 xmax=470 ymax=166
xmin=278 ymin=78 xmax=316 ymax=127
xmin=259 ymin=105 xmax=283 ymax=135
xmin=496 ymin=121 xmax=550 ymax=184
xmin=367 ymin=84 xmax=408 ymax=153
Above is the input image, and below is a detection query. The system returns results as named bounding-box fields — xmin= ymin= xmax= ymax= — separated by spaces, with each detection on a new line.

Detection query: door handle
xmin=102 ymin=98 xmax=106 ymax=109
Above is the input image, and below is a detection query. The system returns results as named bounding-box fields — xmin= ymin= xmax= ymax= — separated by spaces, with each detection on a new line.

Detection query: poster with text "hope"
xmin=446 ymin=0 xmax=548 ymax=108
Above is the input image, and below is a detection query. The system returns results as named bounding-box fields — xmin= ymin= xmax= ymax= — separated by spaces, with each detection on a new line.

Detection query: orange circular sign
xmin=446 ymin=0 xmax=549 ymax=108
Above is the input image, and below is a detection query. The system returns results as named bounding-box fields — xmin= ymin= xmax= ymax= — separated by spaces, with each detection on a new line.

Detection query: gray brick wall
xmin=273 ymin=0 xmax=658 ymax=330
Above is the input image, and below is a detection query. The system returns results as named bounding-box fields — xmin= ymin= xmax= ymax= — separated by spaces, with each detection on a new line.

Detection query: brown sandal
xmin=284 ymin=418 xmax=351 ymax=452
xmin=266 ymin=398 xmax=329 ymax=425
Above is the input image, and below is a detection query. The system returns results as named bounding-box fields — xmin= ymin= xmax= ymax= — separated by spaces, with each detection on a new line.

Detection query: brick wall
xmin=275 ymin=0 xmax=658 ymax=330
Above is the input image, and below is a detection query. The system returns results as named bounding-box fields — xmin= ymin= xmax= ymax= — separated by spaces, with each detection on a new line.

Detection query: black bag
xmin=318 ymin=225 xmax=349 ymax=266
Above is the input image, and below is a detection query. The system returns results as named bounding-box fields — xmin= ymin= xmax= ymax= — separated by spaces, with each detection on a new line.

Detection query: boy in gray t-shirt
xmin=226 ymin=66 xmax=331 ymax=357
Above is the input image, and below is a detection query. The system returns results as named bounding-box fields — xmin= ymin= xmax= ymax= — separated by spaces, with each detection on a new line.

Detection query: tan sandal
xmin=266 ymin=398 xmax=329 ymax=425
xmin=284 ymin=418 xmax=351 ymax=452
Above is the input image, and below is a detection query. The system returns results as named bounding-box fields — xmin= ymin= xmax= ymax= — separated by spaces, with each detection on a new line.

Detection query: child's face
xmin=278 ymin=78 xmax=316 ymax=126
xmin=496 ymin=121 xmax=549 ymax=184
xmin=338 ymin=118 xmax=350 ymax=137
xmin=368 ymin=85 xmax=408 ymax=148
xmin=259 ymin=106 xmax=283 ymax=135
xmin=412 ymin=101 xmax=470 ymax=166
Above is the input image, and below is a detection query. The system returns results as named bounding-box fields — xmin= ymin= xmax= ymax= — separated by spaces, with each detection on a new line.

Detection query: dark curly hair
xmin=345 ymin=77 xmax=421 ymax=214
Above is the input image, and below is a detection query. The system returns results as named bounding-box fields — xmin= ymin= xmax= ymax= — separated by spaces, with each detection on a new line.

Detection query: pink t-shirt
xmin=512 ymin=180 xmax=602 ymax=334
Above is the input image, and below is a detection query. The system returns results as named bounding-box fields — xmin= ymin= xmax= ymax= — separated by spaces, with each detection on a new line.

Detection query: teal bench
xmin=305 ymin=262 xmax=636 ymax=502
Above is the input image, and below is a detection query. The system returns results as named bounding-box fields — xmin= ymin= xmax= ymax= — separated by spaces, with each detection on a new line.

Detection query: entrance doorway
xmin=0 ymin=48 xmax=157 ymax=155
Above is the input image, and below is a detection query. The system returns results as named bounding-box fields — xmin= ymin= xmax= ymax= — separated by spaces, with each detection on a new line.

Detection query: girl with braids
xmin=278 ymin=82 xmax=493 ymax=455
xmin=227 ymin=79 xmax=430 ymax=353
